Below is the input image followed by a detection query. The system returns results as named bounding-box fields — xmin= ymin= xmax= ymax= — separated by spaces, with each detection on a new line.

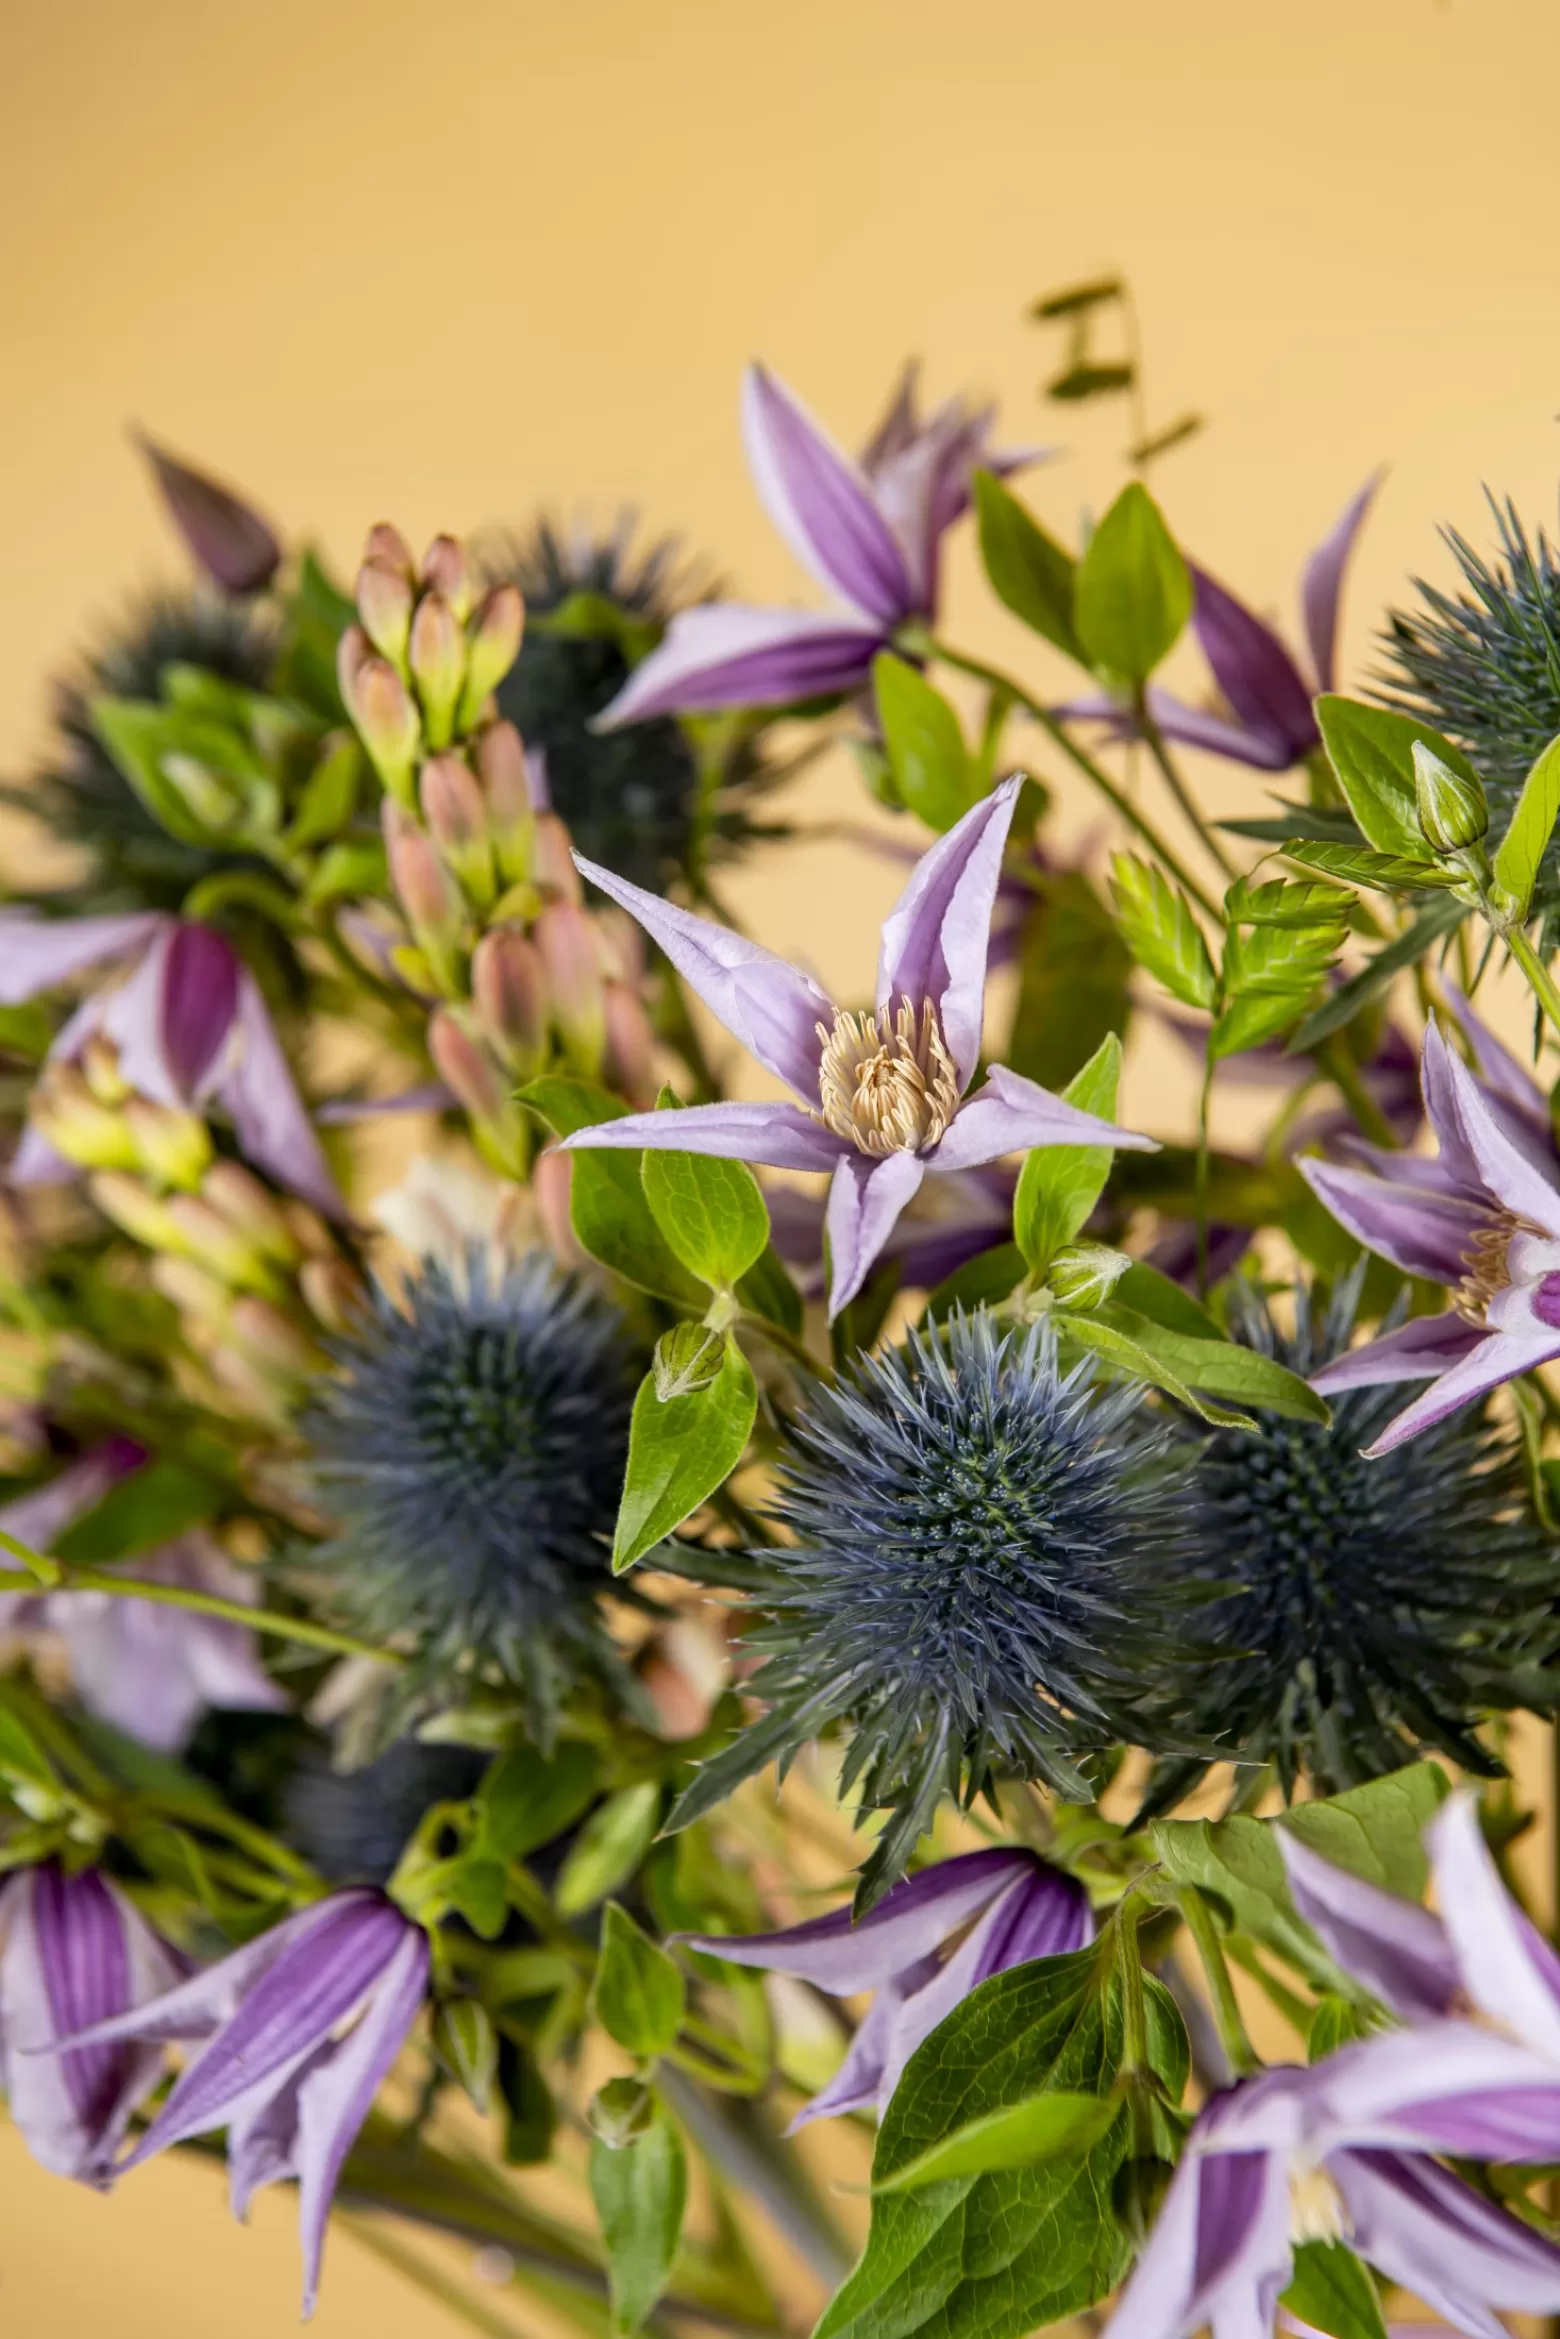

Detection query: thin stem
xmin=338 ymin=2214 xmax=524 ymax=2339
xmin=927 ymin=638 xmax=1220 ymax=918
xmin=1194 ymin=1048 xmax=1215 ymax=1298
xmin=1113 ymin=1896 xmax=1149 ymax=2077
xmin=1505 ymin=925 xmax=1560 ymax=1043
xmin=1317 ymin=1036 xmax=1395 ymax=1148
xmin=1177 ymin=1886 xmax=1257 ymax=2076
xmin=738 ymin=1309 xmax=826 ymax=1381
xmin=0 ymin=1561 xmax=402 ymax=1669
xmin=1136 ymin=705 xmax=1239 ymax=883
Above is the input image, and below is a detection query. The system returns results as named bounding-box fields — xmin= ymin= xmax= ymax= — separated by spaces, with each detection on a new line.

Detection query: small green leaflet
xmin=1314 ymin=696 xmax=1480 ymax=862
xmin=518 ymin=1077 xmax=705 ymax=1309
xmin=612 ymin=1340 xmax=758 ymax=1573
xmin=1280 ymin=839 xmax=1455 ymax=892
xmin=1110 ymin=855 xmax=1216 ymax=1008
xmin=873 ymin=653 xmax=975 ymax=831
xmin=476 ymin=1741 xmax=599 ymax=1863
xmin=1090 ymin=1303 xmax=1331 ymax=1423
xmin=972 ymin=471 xmax=1082 ymax=661
xmin=1060 ymin=1312 xmax=1257 ymax=1431
xmin=1013 ymin=1033 xmax=1124 ymax=1273
xmin=90 ymin=699 xmax=268 ymax=847
xmin=1211 ymin=877 xmax=1352 ymax=1059
xmin=1074 ymin=483 xmax=1191 ymax=684
xmin=1281 ymin=2242 xmax=1388 ymax=2339
xmin=594 ymin=1904 xmax=686 ymax=2058
xmin=555 ymin=1784 xmax=662 ymax=1918
xmin=641 ymin=1114 xmax=770 ymax=1291
xmin=589 ymin=2104 xmax=688 ymax=2333
xmin=1493 ymin=729 xmax=1560 ymax=920
xmin=873 ymin=2091 xmax=1116 ymax=2192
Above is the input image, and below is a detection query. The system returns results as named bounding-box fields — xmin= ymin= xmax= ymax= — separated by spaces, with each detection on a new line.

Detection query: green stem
xmin=0 ymin=1561 xmax=402 ymax=1669
xmin=1194 ymin=1047 xmax=1215 ymax=1298
xmin=336 ymin=2217 xmax=525 ymax=2339
xmin=1137 ymin=706 xmax=1239 ymax=883
xmin=739 ymin=1310 xmax=826 ymax=1382
xmin=1177 ymin=1885 xmax=1257 ymax=2076
xmin=926 ymin=638 xmax=1220 ymax=918
xmin=1505 ymin=924 xmax=1560 ymax=1043
xmin=1317 ymin=1036 xmax=1395 ymax=1148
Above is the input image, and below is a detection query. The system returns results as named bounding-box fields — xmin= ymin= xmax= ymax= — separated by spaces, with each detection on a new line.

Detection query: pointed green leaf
xmin=972 ymin=472 xmax=1082 ymax=661
xmin=1281 ymin=2242 xmax=1388 ymax=2339
xmin=1493 ymin=730 xmax=1560 ymax=920
xmin=1074 ymin=483 xmax=1191 ymax=682
xmin=1059 ymin=1312 xmax=1256 ymax=1430
xmin=476 ymin=1741 xmax=599 ymax=1862
xmin=1287 ymin=897 xmax=1465 ymax=1052
xmin=641 ymin=1130 xmax=769 ymax=1291
xmin=872 ymin=654 xmax=975 ymax=831
xmin=1314 ymin=697 xmax=1480 ymax=862
xmin=873 ymin=2090 xmax=1116 ymax=2192
xmin=613 ymin=1343 xmax=757 ymax=1573
xmin=1091 ymin=1304 xmax=1331 ymax=1422
xmin=595 ymin=1903 xmax=686 ymax=2057
xmin=555 ymin=1784 xmax=662 ymax=1917
xmin=1013 ymin=1034 xmax=1123 ymax=1272
xmin=518 ymin=1078 xmax=705 ymax=1309
xmin=589 ymin=2105 xmax=688 ymax=2334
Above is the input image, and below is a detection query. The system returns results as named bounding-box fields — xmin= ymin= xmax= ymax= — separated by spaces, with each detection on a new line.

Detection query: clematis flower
xmin=597 ymin=363 xmax=1036 ymax=725
xmin=1108 ymin=2048 xmax=1560 ymax=2339
xmin=0 ymin=1445 xmax=287 ymax=1752
xmin=560 ymin=778 xmax=1156 ymax=1315
xmin=677 ymin=1847 xmax=1091 ymax=2128
xmin=50 ymin=1888 xmax=429 ymax=2316
xmin=0 ymin=1861 xmax=182 ymax=2186
xmin=0 ymin=912 xmax=345 ymax=1218
xmin=1300 ymin=1019 xmax=1560 ymax=1452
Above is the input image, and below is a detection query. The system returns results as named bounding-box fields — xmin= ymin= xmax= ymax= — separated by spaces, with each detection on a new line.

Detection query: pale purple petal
xmin=1361 ymin=1322 xmax=1560 ymax=1454
xmin=1416 ymin=1020 xmax=1488 ymax=1194
xmin=0 ymin=913 xmax=166 ymax=1006
xmin=562 ymin=1099 xmax=846 ymax=1174
xmin=1103 ymin=2141 xmax=1205 ymax=2339
xmin=1276 ymin=1832 xmax=1458 ymax=2018
xmin=160 ymin=923 xmax=242 ymax=1095
xmin=876 ymin=777 xmax=1024 ymax=1090
xmin=1308 ymin=1311 xmax=1486 ymax=1398
xmin=1429 ymin=1792 xmax=1560 ymax=2064
xmin=572 ymin=853 xmax=836 ymax=1100
xmin=8 ymin=1122 xmax=77 ymax=1185
xmin=139 ymin=436 xmax=282 ymax=596
xmin=1058 ymin=688 xmax=1294 ymax=771
xmin=930 ymin=1063 xmax=1158 ymax=1173
xmin=317 ymin=1083 xmax=456 ymax=1125
xmin=787 ymin=1961 xmax=938 ymax=2131
xmin=1300 ymin=472 xmax=1383 ymax=693
xmin=96 ymin=926 xmax=188 ymax=1107
xmin=0 ymin=1443 xmax=145 ymax=1554
xmin=597 ymin=604 xmax=884 ymax=726
xmin=1334 ymin=2147 xmax=1560 ymax=2333
xmin=678 ymin=1848 xmax=1032 ymax=1992
xmin=228 ymin=2049 xmax=315 ymax=2219
xmin=54 ymin=1896 xmax=357 ymax=2054
xmin=1443 ymin=983 xmax=1551 ymax=1140
xmin=219 ymin=970 xmax=348 ymax=1218
xmin=1298 ymin=1153 xmax=1484 ymax=1285
xmin=858 ymin=361 xmax=922 ymax=474
xmin=1433 ymin=1025 xmax=1560 ymax=1237
xmin=742 ymin=364 xmax=913 ymax=624
xmin=826 ymin=1150 xmax=925 ymax=1318
xmin=1191 ymin=569 xmax=1316 ymax=763
xmin=62 ymin=1538 xmax=285 ymax=1753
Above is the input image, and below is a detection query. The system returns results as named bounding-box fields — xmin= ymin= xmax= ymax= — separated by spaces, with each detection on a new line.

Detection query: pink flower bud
xmin=427 ymin=1012 xmax=526 ymax=1175
xmin=532 ymin=1148 xmax=583 ymax=1267
xmin=229 ymin=1296 xmax=323 ymax=1381
xmin=299 ymin=1256 xmax=367 ymax=1334
xmin=341 ymin=640 xmax=421 ymax=804
xmin=355 ymin=558 xmax=414 ymax=669
xmin=457 ymin=585 xmax=524 ymax=729
xmin=201 ymin=1162 xmax=299 ymax=1262
xmin=535 ymin=902 xmax=606 ymax=1072
xmin=419 ymin=534 xmax=473 ymax=621
xmin=364 ymin=522 xmax=416 ymax=577
xmin=602 ymin=980 xmax=657 ymax=1105
xmin=420 ymin=753 xmax=496 ymax=907
xmin=475 ymin=722 xmax=535 ymax=884
xmin=533 ymin=813 xmax=583 ymax=905
xmin=408 ymin=591 xmax=466 ymax=750
xmin=383 ymin=800 xmax=463 ymax=941
xmin=472 ymin=930 xmax=548 ymax=1076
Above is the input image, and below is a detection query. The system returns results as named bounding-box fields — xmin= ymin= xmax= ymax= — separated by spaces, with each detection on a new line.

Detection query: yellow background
xmin=4 ymin=0 xmax=1560 ymax=2328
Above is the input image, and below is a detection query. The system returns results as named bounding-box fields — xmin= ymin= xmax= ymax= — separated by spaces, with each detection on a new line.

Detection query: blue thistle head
xmin=1146 ymin=1279 xmax=1560 ymax=1811
xmin=282 ymin=1739 xmax=487 ymax=1886
xmin=673 ymin=1311 xmax=1196 ymax=1909
xmin=480 ymin=519 xmax=784 ymax=893
xmin=304 ymin=1249 xmax=641 ymax=1736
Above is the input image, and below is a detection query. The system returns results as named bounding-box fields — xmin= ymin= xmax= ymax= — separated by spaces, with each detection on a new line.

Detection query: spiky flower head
xmin=674 ymin=1311 xmax=1195 ymax=1909
xmin=283 ymin=1739 xmax=486 ymax=1885
xmin=1377 ymin=496 xmax=1560 ymax=914
xmin=1148 ymin=1279 xmax=1560 ymax=1812
xmin=480 ymin=518 xmax=782 ymax=893
xmin=304 ymin=1248 xmax=640 ymax=1739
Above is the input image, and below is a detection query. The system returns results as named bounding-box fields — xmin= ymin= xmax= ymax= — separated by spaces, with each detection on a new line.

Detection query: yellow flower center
xmin=1453 ymin=1208 xmax=1534 ymax=1323
xmin=1287 ymin=2160 xmax=1351 ymax=2246
xmin=815 ymin=1000 xmax=960 ymax=1158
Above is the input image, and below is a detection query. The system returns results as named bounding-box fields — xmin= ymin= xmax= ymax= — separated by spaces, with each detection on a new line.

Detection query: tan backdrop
xmin=3 ymin=0 xmax=1560 ymax=2328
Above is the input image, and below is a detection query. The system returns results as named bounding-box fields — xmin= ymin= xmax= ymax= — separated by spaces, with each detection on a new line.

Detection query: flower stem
xmin=926 ymin=638 xmax=1221 ymax=918
xmin=1177 ymin=1885 xmax=1257 ymax=2075
xmin=1505 ymin=924 xmax=1560 ymax=1044
xmin=1317 ymin=1036 xmax=1395 ymax=1148
xmin=0 ymin=1558 xmax=402 ymax=1669
xmin=1195 ymin=1048 xmax=1215 ymax=1297
xmin=1136 ymin=703 xmax=1239 ymax=883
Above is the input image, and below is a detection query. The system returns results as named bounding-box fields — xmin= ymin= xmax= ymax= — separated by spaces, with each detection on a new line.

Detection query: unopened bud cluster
xmin=337 ymin=523 xmax=657 ymax=1177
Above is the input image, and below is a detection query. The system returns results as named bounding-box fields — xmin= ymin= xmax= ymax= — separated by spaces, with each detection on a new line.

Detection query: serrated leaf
xmin=555 ymin=1784 xmax=661 ymax=1918
xmin=873 ymin=2090 xmax=1116 ymax=2192
xmin=1314 ymin=697 xmax=1481 ymax=861
xmin=641 ymin=1133 xmax=769 ymax=1292
xmin=1110 ymin=854 xmax=1216 ymax=1008
xmin=973 ymin=472 xmax=1082 ymax=661
xmin=873 ymin=654 xmax=974 ymax=831
xmin=590 ymin=2105 xmax=688 ymax=2333
xmin=1013 ymin=1033 xmax=1123 ymax=1272
xmin=1224 ymin=877 xmax=1354 ymax=928
xmin=518 ymin=1078 xmax=705 ymax=1309
xmin=595 ymin=1903 xmax=686 ymax=2058
xmin=613 ymin=1342 xmax=758 ymax=1573
xmin=1281 ymin=2242 xmax=1388 ymax=2339
xmin=1074 ymin=483 xmax=1191 ymax=683
xmin=1091 ymin=1304 xmax=1331 ymax=1422
xmin=1280 ymin=839 xmax=1453 ymax=892
xmin=1493 ymin=730 xmax=1560 ymax=920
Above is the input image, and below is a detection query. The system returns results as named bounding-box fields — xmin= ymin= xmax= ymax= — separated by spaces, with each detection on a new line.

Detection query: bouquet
xmin=7 ymin=278 xmax=1560 ymax=2339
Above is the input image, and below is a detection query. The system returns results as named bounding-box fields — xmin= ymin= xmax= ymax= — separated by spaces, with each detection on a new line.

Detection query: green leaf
xmin=1073 ymin=483 xmax=1191 ymax=683
xmin=1279 ymin=839 xmax=1453 ymax=892
xmin=595 ymin=1903 xmax=686 ymax=2057
xmin=1281 ymin=2242 xmax=1388 ymax=2339
xmin=1005 ymin=867 xmax=1132 ymax=1092
xmin=641 ymin=1133 xmax=770 ymax=1291
xmin=518 ymin=1078 xmax=705 ymax=1310
xmin=589 ymin=2106 xmax=688 ymax=2334
xmin=733 ymin=1243 xmax=803 ymax=1336
xmin=1110 ymin=855 xmax=1216 ymax=1008
xmin=1092 ymin=1304 xmax=1329 ymax=1422
xmin=613 ymin=1343 xmax=758 ymax=1573
xmin=873 ymin=2090 xmax=1116 ymax=2192
xmin=555 ymin=1784 xmax=662 ymax=1918
xmin=53 ymin=1460 xmax=224 ymax=1566
xmin=0 ymin=1002 xmax=53 ymax=1062
xmin=1314 ymin=697 xmax=1481 ymax=862
xmin=1111 ymin=1262 xmax=1221 ymax=1339
xmin=286 ymin=733 xmax=361 ymax=849
xmin=818 ymin=1947 xmax=1187 ymax=2339
xmin=972 ymin=472 xmax=1082 ymax=661
xmin=924 ymin=1243 xmax=1027 ymax=1323
xmin=1060 ymin=1312 xmax=1256 ymax=1430
xmin=873 ymin=654 xmax=974 ymax=831
xmin=1307 ymin=1995 xmax=1374 ymax=2061
xmin=1288 ymin=897 xmax=1465 ymax=1052
xmin=1493 ymin=730 xmax=1560 ymax=920
xmin=90 ymin=700 xmax=254 ymax=847
xmin=1212 ymin=878 xmax=1353 ymax=1059
xmin=1013 ymin=1034 xmax=1123 ymax=1272
xmin=0 ymin=1702 xmax=58 ymax=1791
xmin=308 ymin=839 xmax=389 ymax=903
xmin=476 ymin=1741 xmax=599 ymax=1862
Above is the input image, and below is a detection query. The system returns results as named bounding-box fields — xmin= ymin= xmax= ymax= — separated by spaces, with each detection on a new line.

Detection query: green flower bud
xmin=1049 ymin=1241 xmax=1133 ymax=1311
xmin=653 ymin=1323 xmax=726 ymax=1401
xmin=458 ymin=584 xmax=525 ymax=730
xmin=432 ymin=1997 xmax=499 ymax=2114
xmin=123 ymin=1097 xmax=213 ymax=1190
xmin=1412 ymin=740 xmax=1489 ymax=855
xmin=589 ymin=2076 xmax=656 ymax=2148
xmin=408 ymin=591 xmax=467 ymax=750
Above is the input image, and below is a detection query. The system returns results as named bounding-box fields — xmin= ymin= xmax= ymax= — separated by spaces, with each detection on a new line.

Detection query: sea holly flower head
xmin=1301 ymin=1017 xmax=1560 ymax=1451
xmin=48 ymin=1888 xmax=429 ymax=2316
xmin=677 ymin=1847 xmax=1091 ymax=2127
xmin=0 ymin=911 xmax=344 ymax=1218
xmin=598 ymin=362 xmax=1037 ymax=725
xmin=561 ymin=777 xmax=1156 ymax=1315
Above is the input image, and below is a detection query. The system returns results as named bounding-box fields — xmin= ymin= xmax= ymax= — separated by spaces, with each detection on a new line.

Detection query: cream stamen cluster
xmin=815 ymin=998 xmax=960 ymax=1157
xmin=1453 ymin=1210 xmax=1535 ymax=1323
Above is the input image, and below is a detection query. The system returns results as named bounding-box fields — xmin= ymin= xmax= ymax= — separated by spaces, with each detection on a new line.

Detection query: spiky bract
xmin=304 ymin=1249 xmax=640 ymax=1736
xmin=481 ymin=519 xmax=784 ymax=892
xmin=674 ymin=1311 xmax=1195 ymax=1908
xmin=1150 ymin=1281 xmax=1560 ymax=1810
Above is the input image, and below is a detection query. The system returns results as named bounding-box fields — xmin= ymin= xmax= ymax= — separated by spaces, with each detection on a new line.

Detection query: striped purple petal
xmin=1300 ymin=471 xmax=1383 ymax=693
xmin=743 ymin=364 xmax=914 ymax=624
xmin=1190 ymin=568 xmax=1317 ymax=764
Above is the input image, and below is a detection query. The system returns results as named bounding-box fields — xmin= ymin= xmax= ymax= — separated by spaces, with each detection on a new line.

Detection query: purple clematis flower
xmin=0 ymin=1446 xmax=287 ymax=1752
xmin=1300 ymin=1018 xmax=1560 ymax=1452
xmin=597 ymin=363 xmax=1036 ymax=725
xmin=0 ymin=912 xmax=345 ymax=1219
xmin=561 ymin=778 xmax=1156 ymax=1314
xmin=50 ymin=1888 xmax=429 ymax=2316
xmin=0 ymin=1861 xmax=182 ymax=2186
xmin=1108 ymin=2046 xmax=1560 ymax=2339
xmin=678 ymin=1847 xmax=1091 ymax=2128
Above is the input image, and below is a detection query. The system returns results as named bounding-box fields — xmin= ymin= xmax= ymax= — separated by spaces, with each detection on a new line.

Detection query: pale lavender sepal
xmin=1275 ymin=1832 xmax=1458 ymax=2019
xmin=1434 ymin=1029 xmax=1560 ymax=1240
xmin=826 ymin=1150 xmax=926 ymax=1317
xmin=573 ymin=852 xmax=836 ymax=1099
xmin=561 ymin=1099 xmax=847 ymax=1174
xmin=1057 ymin=686 xmax=1295 ymax=771
xmin=1429 ymin=1792 xmax=1560 ymax=2065
xmin=61 ymin=1535 xmax=287 ymax=1754
xmin=596 ymin=603 xmax=886 ymax=726
xmin=1417 ymin=1020 xmax=1488 ymax=1195
xmin=1362 ymin=1323 xmax=1560 ymax=1455
xmin=1334 ymin=2147 xmax=1560 ymax=2336
xmin=1308 ymin=1313 xmax=1485 ymax=1397
xmin=1190 ymin=568 xmax=1317 ymax=764
xmin=742 ymin=364 xmax=914 ymax=625
xmin=929 ymin=1063 xmax=1158 ymax=1173
xmin=1300 ymin=470 xmax=1384 ymax=693
xmin=54 ymin=1896 xmax=350 ymax=2055
xmin=1444 ymin=983 xmax=1551 ymax=1143
xmin=875 ymin=776 xmax=1023 ymax=1090
xmin=218 ymin=970 xmax=348 ymax=1219
xmin=318 ymin=1083 xmax=456 ymax=1125
xmin=1297 ymin=1154 xmax=1483 ymax=1285
xmin=787 ymin=1963 xmax=934 ymax=2130
xmin=0 ymin=911 xmax=168 ymax=1006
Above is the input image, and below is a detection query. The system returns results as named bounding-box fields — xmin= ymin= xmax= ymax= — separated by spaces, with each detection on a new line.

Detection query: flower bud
xmin=602 ymin=981 xmax=657 ymax=1105
xmin=355 ymin=558 xmax=414 ymax=670
xmin=340 ymin=630 xmax=422 ymax=805
xmin=201 ymin=1161 xmax=300 ymax=1263
xmin=533 ymin=812 xmax=583 ymax=905
xmin=31 ymin=1066 xmax=141 ymax=1172
xmin=588 ymin=2076 xmax=655 ymax=2148
xmin=653 ymin=1323 xmax=726 ymax=1401
xmin=138 ymin=436 xmax=281 ymax=596
xmin=364 ymin=522 xmax=416 ymax=578
xmin=299 ymin=1255 xmax=367 ymax=1333
xmin=457 ymin=585 xmax=524 ymax=730
xmin=123 ymin=1097 xmax=213 ymax=1190
xmin=150 ymin=1252 xmax=232 ymax=1328
xmin=535 ymin=902 xmax=605 ymax=1072
xmin=163 ymin=1194 xmax=279 ymax=1290
xmin=407 ymin=591 xmax=467 ymax=750
xmin=428 ymin=1010 xmax=526 ymax=1176
xmin=383 ymin=801 xmax=464 ymax=993
xmin=1048 ymin=1242 xmax=1132 ymax=1312
xmin=475 ymin=721 xmax=536 ymax=885
xmin=89 ymin=1172 xmax=189 ymax=1254
xmin=472 ymin=930 xmax=548 ymax=1077
xmin=420 ymin=753 xmax=496 ymax=909
xmin=419 ymin=534 xmax=473 ymax=623
xmin=81 ymin=1037 xmax=130 ymax=1106
xmin=281 ymin=1200 xmax=335 ymax=1259
xmin=228 ymin=1295 xmax=323 ymax=1379
xmin=433 ymin=1998 xmax=499 ymax=2114
xmin=532 ymin=1149 xmax=582 ymax=1266
xmin=1413 ymin=740 xmax=1489 ymax=856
